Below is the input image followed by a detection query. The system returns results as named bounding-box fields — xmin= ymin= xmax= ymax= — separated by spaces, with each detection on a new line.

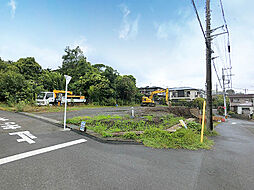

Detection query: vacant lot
xmin=65 ymin=107 xmax=216 ymax=150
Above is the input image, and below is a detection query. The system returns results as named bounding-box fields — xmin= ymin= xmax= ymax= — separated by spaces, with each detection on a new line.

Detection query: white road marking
xmin=1 ymin=122 xmax=21 ymax=130
xmin=0 ymin=117 xmax=9 ymax=121
xmin=0 ymin=139 xmax=87 ymax=166
xmin=9 ymin=131 xmax=37 ymax=144
xmin=232 ymin=122 xmax=237 ymax=125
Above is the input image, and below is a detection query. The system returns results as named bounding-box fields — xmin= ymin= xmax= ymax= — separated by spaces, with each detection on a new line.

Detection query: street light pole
xmin=63 ymin=75 xmax=72 ymax=131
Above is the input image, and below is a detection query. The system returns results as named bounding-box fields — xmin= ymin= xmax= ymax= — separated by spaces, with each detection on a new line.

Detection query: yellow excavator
xmin=141 ymin=88 xmax=169 ymax=107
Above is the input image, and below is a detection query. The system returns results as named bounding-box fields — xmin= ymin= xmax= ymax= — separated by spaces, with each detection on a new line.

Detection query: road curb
xmin=18 ymin=112 xmax=142 ymax=145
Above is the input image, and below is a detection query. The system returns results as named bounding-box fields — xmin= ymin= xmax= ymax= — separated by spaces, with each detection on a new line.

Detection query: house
xmin=228 ymin=94 xmax=254 ymax=115
xmin=168 ymin=87 xmax=205 ymax=101
xmin=139 ymin=86 xmax=164 ymax=97
xmin=139 ymin=86 xmax=205 ymax=101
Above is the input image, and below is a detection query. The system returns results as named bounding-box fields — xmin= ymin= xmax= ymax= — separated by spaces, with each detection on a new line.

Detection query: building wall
xmin=230 ymin=96 xmax=254 ymax=115
xmin=169 ymin=89 xmax=204 ymax=101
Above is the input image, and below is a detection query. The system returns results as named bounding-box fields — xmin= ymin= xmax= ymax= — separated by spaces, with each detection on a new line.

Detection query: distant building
xmin=138 ymin=86 xmax=205 ymax=101
xmin=139 ymin=86 xmax=164 ymax=97
xmin=228 ymin=94 xmax=254 ymax=115
xmin=168 ymin=87 xmax=205 ymax=101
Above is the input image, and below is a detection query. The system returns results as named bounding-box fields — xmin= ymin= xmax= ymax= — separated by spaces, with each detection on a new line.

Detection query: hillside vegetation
xmin=0 ymin=46 xmax=143 ymax=106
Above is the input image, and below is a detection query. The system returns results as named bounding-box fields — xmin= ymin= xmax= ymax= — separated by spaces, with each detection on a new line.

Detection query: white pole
xmin=131 ymin=107 xmax=134 ymax=117
xmin=63 ymin=81 xmax=68 ymax=130
xmin=222 ymin=69 xmax=227 ymax=119
xmin=63 ymin=75 xmax=72 ymax=131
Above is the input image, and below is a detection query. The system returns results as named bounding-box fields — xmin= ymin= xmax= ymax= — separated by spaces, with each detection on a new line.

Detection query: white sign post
xmin=63 ymin=75 xmax=72 ymax=131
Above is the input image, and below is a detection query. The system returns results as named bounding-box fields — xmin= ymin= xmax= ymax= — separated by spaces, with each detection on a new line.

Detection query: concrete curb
xmin=18 ymin=112 xmax=142 ymax=145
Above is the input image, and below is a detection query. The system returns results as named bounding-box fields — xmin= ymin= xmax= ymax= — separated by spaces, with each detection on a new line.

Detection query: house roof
xmin=228 ymin=94 xmax=254 ymax=98
xmin=139 ymin=86 xmax=204 ymax=92
xmin=168 ymin=87 xmax=199 ymax=91
xmin=139 ymin=86 xmax=163 ymax=90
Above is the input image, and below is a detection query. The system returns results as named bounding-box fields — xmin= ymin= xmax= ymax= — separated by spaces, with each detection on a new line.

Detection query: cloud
xmin=71 ymin=36 xmax=95 ymax=58
xmin=154 ymin=22 xmax=178 ymax=40
xmin=8 ymin=0 xmax=16 ymax=18
xmin=119 ymin=4 xmax=140 ymax=40
xmin=100 ymin=17 xmax=207 ymax=89
xmin=0 ymin=43 xmax=62 ymax=69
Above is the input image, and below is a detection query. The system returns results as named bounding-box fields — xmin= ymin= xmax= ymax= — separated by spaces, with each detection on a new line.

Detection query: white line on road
xmin=0 ymin=139 xmax=87 ymax=166
xmin=232 ymin=122 xmax=237 ymax=125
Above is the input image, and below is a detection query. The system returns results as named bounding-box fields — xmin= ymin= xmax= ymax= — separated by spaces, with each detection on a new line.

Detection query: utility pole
xmin=222 ymin=69 xmax=227 ymax=118
xmin=206 ymin=0 xmax=213 ymax=131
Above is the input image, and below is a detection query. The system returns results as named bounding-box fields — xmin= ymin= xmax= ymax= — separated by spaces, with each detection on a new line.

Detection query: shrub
xmin=123 ymin=132 xmax=137 ymax=139
xmin=228 ymin=111 xmax=235 ymax=115
xmin=15 ymin=101 xmax=26 ymax=112
xmin=187 ymin=121 xmax=202 ymax=131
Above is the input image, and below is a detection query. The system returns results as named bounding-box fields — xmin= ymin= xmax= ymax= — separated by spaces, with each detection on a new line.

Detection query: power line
xmin=219 ymin=0 xmax=233 ymax=88
xmin=191 ymin=0 xmax=206 ymax=40
xmin=212 ymin=59 xmax=222 ymax=89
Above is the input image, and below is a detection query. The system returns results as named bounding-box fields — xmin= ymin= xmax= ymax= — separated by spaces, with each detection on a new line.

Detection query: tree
xmin=193 ymin=97 xmax=205 ymax=110
xmin=213 ymin=95 xmax=230 ymax=111
xmin=116 ymin=75 xmax=137 ymax=103
xmin=0 ymin=70 xmax=32 ymax=103
xmin=38 ymin=70 xmax=65 ymax=91
xmin=15 ymin=57 xmax=42 ymax=80
xmin=60 ymin=46 xmax=94 ymax=80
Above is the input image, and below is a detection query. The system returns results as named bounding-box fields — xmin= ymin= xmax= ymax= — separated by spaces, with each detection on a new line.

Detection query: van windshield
xmin=37 ymin=92 xmax=45 ymax=99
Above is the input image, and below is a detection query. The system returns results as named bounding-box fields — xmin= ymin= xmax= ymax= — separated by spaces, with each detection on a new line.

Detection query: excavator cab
xmin=141 ymin=96 xmax=155 ymax=107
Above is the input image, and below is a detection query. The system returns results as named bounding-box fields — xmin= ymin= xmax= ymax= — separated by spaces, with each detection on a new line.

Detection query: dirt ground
xmin=34 ymin=106 xmax=199 ymax=122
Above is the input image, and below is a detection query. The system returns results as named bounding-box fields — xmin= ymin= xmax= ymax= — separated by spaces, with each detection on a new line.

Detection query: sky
xmin=0 ymin=0 xmax=253 ymax=93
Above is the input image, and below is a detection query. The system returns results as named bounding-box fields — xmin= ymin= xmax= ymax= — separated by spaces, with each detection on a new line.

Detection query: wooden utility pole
xmin=206 ymin=0 xmax=213 ymax=131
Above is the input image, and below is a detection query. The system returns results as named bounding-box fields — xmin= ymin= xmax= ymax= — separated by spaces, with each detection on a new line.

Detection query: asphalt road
xmin=0 ymin=110 xmax=254 ymax=190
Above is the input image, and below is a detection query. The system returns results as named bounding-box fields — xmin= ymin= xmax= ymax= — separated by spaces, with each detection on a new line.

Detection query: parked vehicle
xmin=36 ymin=90 xmax=86 ymax=106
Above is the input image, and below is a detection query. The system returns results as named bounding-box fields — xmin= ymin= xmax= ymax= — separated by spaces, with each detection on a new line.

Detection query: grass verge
xmin=67 ymin=114 xmax=216 ymax=150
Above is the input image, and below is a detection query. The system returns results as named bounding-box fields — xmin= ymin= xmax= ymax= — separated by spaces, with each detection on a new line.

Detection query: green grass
xmin=0 ymin=103 xmax=15 ymax=111
xmin=141 ymin=128 xmax=213 ymax=150
xmin=67 ymin=114 xmax=215 ymax=150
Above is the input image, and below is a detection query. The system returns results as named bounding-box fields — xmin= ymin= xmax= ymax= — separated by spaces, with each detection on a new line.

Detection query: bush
xmin=228 ymin=111 xmax=235 ymax=115
xmin=123 ymin=132 xmax=137 ymax=139
xmin=15 ymin=101 xmax=26 ymax=112
xmin=106 ymin=97 xmax=116 ymax=106
xmin=217 ymin=106 xmax=224 ymax=115
xmin=187 ymin=121 xmax=202 ymax=131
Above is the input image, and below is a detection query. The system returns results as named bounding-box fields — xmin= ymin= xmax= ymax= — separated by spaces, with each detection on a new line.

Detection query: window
xmin=233 ymin=98 xmax=240 ymax=103
xmin=37 ymin=92 xmax=45 ymax=99
xmin=178 ymin=90 xmax=184 ymax=97
xmin=46 ymin=93 xmax=54 ymax=99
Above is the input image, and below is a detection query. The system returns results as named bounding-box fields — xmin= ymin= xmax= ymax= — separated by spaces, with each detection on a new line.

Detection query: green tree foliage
xmin=0 ymin=46 xmax=140 ymax=106
xmin=15 ymin=57 xmax=42 ymax=80
xmin=0 ymin=58 xmax=63 ymax=103
xmin=193 ymin=97 xmax=205 ymax=109
xmin=212 ymin=95 xmax=230 ymax=111
xmin=0 ymin=70 xmax=33 ymax=103
xmin=59 ymin=47 xmax=140 ymax=105
xmin=38 ymin=70 xmax=65 ymax=91
xmin=60 ymin=46 xmax=94 ymax=81
xmin=116 ymin=75 xmax=137 ymax=103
